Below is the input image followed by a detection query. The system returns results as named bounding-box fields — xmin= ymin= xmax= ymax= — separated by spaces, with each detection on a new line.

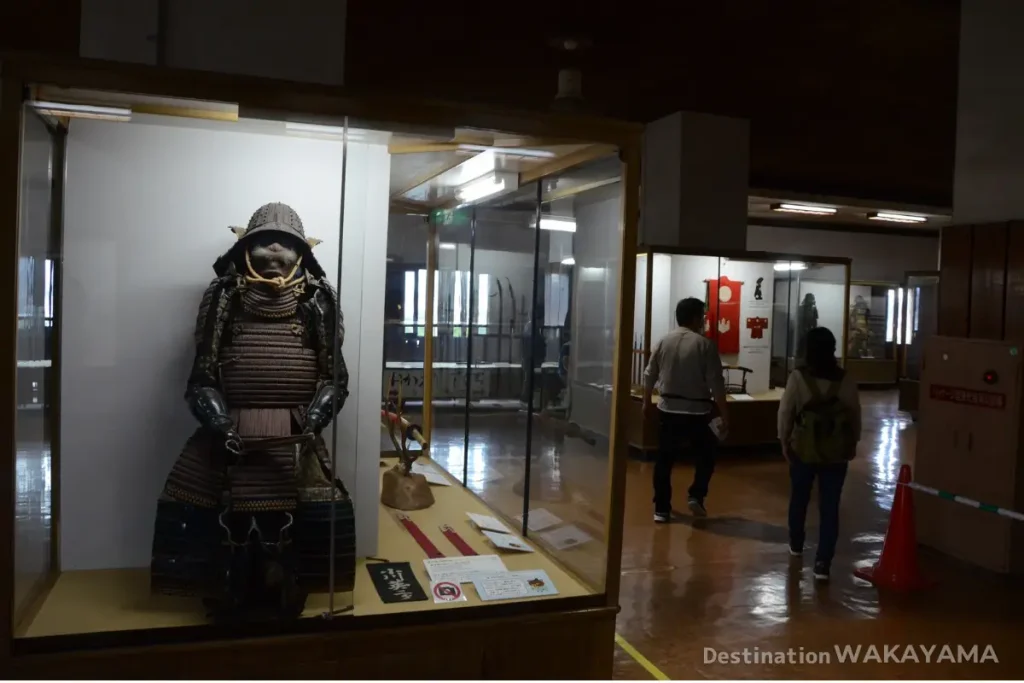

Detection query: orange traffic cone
xmin=854 ymin=464 xmax=935 ymax=591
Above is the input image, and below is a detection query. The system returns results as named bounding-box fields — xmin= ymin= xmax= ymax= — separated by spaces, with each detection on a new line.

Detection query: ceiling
xmin=345 ymin=0 xmax=961 ymax=208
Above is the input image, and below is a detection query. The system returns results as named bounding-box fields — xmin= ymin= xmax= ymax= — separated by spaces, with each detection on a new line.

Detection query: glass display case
xmin=898 ymin=272 xmax=940 ymax=418
xmin=630 ymin=248 xmax=850 ymax=450
xmin=1 ymin=55 xmax=641 ymax=678
xmin=845 ymin=281 xmax=900 ymax=385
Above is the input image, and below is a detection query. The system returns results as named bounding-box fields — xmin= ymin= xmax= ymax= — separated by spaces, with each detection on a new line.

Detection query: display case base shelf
xmin=10 ymin=604 xmax=616 ymax=678
xmin=846 ymin=358 xmax=898 ymax=386
xmin=11 ymin=458 xmax=610 ymax=678
xmin=627 ymin=390 xmax=784 ymax=458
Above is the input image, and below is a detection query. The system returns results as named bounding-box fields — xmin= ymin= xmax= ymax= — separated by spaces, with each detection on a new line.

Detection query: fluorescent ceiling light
xmin=774 ymin=262 xmax=807 ymax=272
xmin=29 ymin=100 xmax=131 ymax=122
xmin=456 ymin=171 xmax=516 ymax=204
xmin=458 ymin=144 xmax=556 ymax=159
xmin=868 ymin=211 xmax=927 ymax=224
xmin=439 ymin=243 xmax=457 ymax=250
xmin=770 ymin=203 xmax=837 ymax=216
xmin=561 ymin=257 xmax=576 ymax=266
xmin=535 ymin=216 xmax=577 ymax=233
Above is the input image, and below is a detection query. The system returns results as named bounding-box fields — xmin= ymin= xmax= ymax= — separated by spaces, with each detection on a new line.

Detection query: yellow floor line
xmin=615 ymin=632 xmax=670 ymax=680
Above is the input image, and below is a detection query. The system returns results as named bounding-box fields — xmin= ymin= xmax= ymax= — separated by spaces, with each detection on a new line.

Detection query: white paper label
xmin=423 ymin=555 xmax=507 ymax=584
xmin=482 ymin=530 xmax=534 ymax=553
xmin=473 ymin=570 xmax=559 ymax=601
xmin=538 ymin=524 xmax=593 ymax=550
xmin=467 ymin=512 xmax=512 ymax=534
xmin=515 ymin=507 xmax=562 ymax=531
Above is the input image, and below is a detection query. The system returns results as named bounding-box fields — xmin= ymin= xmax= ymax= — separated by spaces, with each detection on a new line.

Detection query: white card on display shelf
xmin=515 ymin=507 xmax=563 ymax=531
xmin=423 ymin=555 xmax=508 ymax=584
xmin=481 ymin=529 xmax=534 ymax=553
xmin=472 ymin=570 xmax=559 ymax=601
xmin=537 ymin=524 xmax=594 ymax=550
xmin=467 ymin=512 xmax=513 ymax=534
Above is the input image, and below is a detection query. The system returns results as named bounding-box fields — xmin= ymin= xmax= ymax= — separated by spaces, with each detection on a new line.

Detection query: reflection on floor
xmin=613 ymin=390 xmax=1024 ymax=679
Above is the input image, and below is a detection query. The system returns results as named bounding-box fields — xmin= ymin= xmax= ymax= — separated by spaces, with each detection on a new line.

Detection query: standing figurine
xmin=796 ymin=293 xmax=820 ymax=359
xmin=150 ymin=203 xmax=355 ymax=621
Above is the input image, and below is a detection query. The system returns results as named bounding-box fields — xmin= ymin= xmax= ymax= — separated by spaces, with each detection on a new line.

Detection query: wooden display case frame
xmin=0 ymin=53 xmax=642 ymax=678
xmin=846 ymin=279 xmax=900 ymax=386
xmin=628 ymin=246 xmax=851 ymax=453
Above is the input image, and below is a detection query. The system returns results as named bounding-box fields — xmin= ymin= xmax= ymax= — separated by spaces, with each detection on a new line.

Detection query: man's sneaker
xmin=653 ymin=512 xmax=671 ymax=524
xmin=789 ymin=545 xmax=803 ymax=557
xmin=687 ymin=497 xmax=707 ymax=517
xmin=813 ymin=561 xmax=830 ymax=581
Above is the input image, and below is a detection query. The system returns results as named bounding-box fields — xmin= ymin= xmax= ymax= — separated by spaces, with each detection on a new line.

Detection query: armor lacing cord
xmin=241 ymin=251 xmax=306 ymax=319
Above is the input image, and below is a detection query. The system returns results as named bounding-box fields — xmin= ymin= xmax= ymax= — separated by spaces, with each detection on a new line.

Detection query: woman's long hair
xmin=802 ymin=327 xmax=844 ymax=381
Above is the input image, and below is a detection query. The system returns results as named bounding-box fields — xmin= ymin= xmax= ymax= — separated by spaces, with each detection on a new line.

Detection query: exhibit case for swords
xmin=628 ymin=247 xmax=851 ymax=451
xmin=0 ymin=54 xmax=641 ymax=679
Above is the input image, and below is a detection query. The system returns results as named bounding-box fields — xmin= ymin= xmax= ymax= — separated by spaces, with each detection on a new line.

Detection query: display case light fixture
xmin=770 ymin=203 xmax=837 ymax=216
xmin=867 ymin=211 xmax=928 ymax=224
xmin=561 ymin=256 xmax=576 ymax=266
xmin=439 ymin=243 xmax=457 ymax=250
xmin=457 ymin=144 xmax=556 ymax=159
xmin=535 ymin=216 xmax=577 ymax=233
xmin=773 ymin=261 xmax=808 ymax=271
xmin=456 ymin=171 xmax=517 ymax=204
xmin=29 ymin=101 xmax=131 ymax=122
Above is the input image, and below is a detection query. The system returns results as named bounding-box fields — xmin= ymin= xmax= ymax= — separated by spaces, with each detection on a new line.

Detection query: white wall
xmin=747 ymin=224 xmax=939 ymax=283
xmin=60 ymin=115 xmax=388 ymax=570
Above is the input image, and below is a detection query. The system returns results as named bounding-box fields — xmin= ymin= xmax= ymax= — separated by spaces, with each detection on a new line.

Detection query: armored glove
xmin=186 ymin=385 xmax=243 ymax=456
xmin=304 ymin=383 xmax=348 ymax=435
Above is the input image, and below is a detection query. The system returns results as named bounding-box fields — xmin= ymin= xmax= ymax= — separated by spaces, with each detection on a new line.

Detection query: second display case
xmin=629 ymin=247 xmax=851 ymax=451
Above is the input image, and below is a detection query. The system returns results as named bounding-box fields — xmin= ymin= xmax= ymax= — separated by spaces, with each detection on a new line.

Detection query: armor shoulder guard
xmin=194 ymin=276 xmax=233 ymax=348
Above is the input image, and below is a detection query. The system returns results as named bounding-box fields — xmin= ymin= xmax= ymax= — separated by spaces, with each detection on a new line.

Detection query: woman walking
xmin=778 ymin=327 xmax=861 ymax=581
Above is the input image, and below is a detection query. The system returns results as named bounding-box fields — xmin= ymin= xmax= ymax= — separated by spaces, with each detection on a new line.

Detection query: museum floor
xmin=610 ymin=390 xmax=1024 ymax=679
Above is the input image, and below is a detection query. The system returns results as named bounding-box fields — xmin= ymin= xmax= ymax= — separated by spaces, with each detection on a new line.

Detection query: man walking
xmin=643 ymin=297 xmax=729 ymax=522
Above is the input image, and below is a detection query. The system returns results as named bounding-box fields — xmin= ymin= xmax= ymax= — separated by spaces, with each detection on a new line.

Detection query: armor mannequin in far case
xmin=150 ymin=202 xmax=356 ymax=622
xmin=796 ymin=293 xmax=819 ymax=359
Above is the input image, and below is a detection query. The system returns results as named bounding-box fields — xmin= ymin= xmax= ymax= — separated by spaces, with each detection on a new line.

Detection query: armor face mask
xmin=221 ymin=202 xmax=325 ymax=284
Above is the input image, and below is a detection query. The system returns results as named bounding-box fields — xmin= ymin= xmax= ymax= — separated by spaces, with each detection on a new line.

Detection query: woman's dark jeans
xmin=788 ymin=460 xmax=849 ymax=566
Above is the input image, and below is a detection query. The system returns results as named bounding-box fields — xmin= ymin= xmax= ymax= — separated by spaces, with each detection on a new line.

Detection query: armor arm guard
xmin=305 ymin=284 xmax=350 ymax=434
xmin=186 ymin=277 xmax=231 ymax=392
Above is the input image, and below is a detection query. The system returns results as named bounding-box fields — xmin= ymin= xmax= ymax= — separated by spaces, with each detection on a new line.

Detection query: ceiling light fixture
xmin=774 ymin=262 xmax=808 ymax=272
xmin=770 ymin=203 xmax=837 ymax=216
xmin=561 ymin=256 xmax=576 ymax=266
xmin=867 ymin=212 xmax=928 ymax=224
xmin=456 ymin=171 xmax=517 ymax=204
xmin=535 ymin=216 xmax=577 ymax=233
xmin=29 ymin=101 xmax=131 ymax=122
xmin=439 ymin=243 xmax=457 ymax=250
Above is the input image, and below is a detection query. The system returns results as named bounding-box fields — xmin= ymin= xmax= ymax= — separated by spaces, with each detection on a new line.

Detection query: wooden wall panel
xmin=1004 ymin=222 xmax=1024 ymax=342
xmin=938 ymin=224 xmax=972 ymax=336
xmin=969 ymin=223 xmax=1009 ymax=339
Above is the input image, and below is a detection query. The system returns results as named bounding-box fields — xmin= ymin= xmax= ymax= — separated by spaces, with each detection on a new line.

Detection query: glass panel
xmin=847 ymin=283 xmax=898 ymax=360
xmin=903 ymin=274 xmax=939 ymax=381
xmin=718 ymin=257 xmax=781 ymax=396
xmin=632 ymin=253 xmax=649 ymax=389
xmin=520 ymin=159 xmax=623 ymax=591
xmin=14 ymin=109 xmax=57 ymax=631
xmin=790 ymin=262 xmax=849 ymax=363
xmin=427 ymin=211 xmax=474 ymax=483
xmin=18 ymin=94 xmax=364 ymax=637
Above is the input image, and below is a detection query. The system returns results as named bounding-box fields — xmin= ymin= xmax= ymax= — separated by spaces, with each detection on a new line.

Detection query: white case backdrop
xmin=60 ymin=115 xmax=388 ymax=570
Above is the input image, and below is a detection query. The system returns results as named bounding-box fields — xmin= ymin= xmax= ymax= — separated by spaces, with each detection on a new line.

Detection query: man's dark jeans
xmin=653 ymin=410 xmax=717 ymax=514
xmin=788 ymin=459 xmax=849 ymax=565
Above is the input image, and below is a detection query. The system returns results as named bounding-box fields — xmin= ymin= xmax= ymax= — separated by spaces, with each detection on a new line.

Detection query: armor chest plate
xmin=221 ymin=320 xmax=318 ymax=407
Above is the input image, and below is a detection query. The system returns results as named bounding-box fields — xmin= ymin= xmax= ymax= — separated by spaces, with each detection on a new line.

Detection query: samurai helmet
xmin=214 ymin=202 xmax=325 ymax=278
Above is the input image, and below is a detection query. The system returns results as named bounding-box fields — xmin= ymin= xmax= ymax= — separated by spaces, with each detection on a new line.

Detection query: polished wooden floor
xmin=612 ymin=390 xmax=1024 ymax=679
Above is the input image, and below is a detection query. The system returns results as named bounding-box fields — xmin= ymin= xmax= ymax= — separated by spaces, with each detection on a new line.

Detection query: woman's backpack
xmin=791 ymin=369 xmax=856 ymax=464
